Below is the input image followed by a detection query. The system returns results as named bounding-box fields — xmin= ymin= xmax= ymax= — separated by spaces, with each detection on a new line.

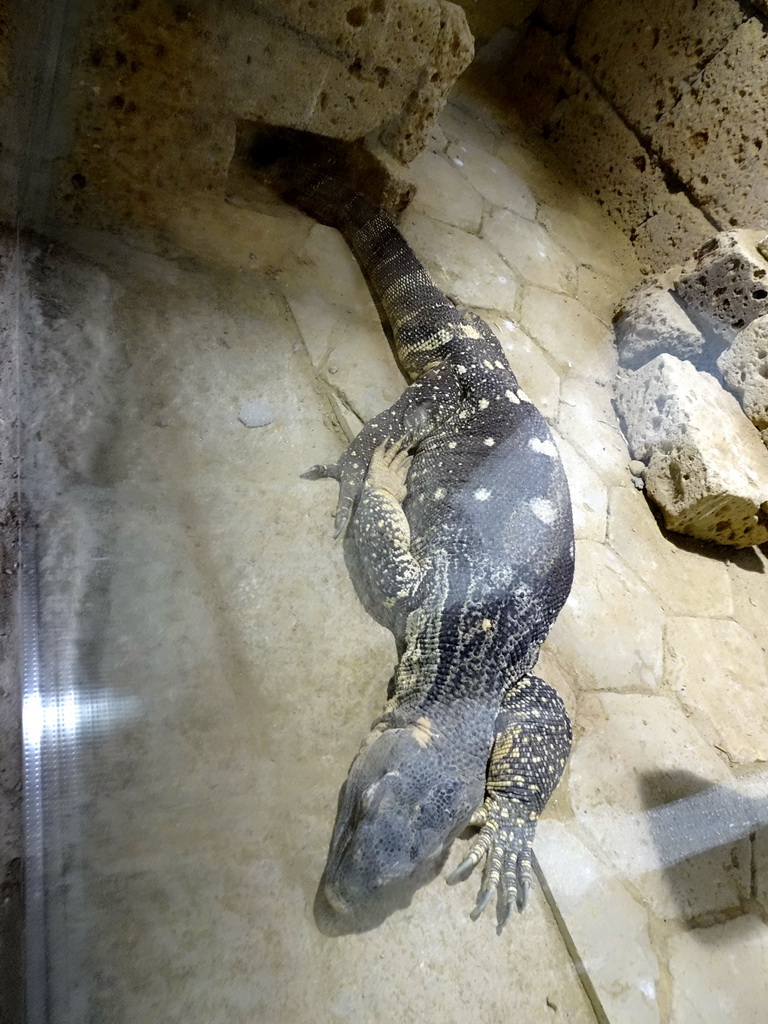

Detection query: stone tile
xmin=165 ymin=197 xmax=314 ymax=274
xmin=477 ymin=313 xmax=561 ymax=421
xmin=446 ymin=141 xmax=537 ymax=218
xmin=668 ymin=918 xmax=768 ymax=1024
xmin=568 ymin=693 xmax=752 ymax=923
xmin=558 ymin=376 xmax=631 ymax=485
xmin=665 ymin=617 xmax=768 ymax=765
xmin=496 ymin=136 xmax=582 ymax=210
xmin=546 ymin=539 xmax=664 ymax=692
xmin=406 ymin=150 xmax=484 ymax=233
xmin=652 ymin=18 xmax=768 ymax=228
xmin=607 ymin=486 xmax=733 ymax=619
xmin=551 ymin=432 xmax=608 ymax=542
xmin=281 ymin=228 xmax=406 ymax=423
xmin=482 ymin=207 xmax=577 ymax=294
xmin=400 ymin=209 xmax=517 ymax=312
xmin=286 ymin=222 xmax=380 ymax=315
xmin=439 ymin=102 xmax=501 ymax=156
xmin=576 ymin=264 xmax=623 ymax=325
xmin=538 ymin=199 xmax=641 ymax=283
xmin=536 ymin=820 xmax=661 ymax=1024
xmin=725 ymin=548 xmax=768 ymax=652
xmin=519 ymin=287 xmax=616 ymax=383
xmin=572 ymin=0 xmax=743 ymax=136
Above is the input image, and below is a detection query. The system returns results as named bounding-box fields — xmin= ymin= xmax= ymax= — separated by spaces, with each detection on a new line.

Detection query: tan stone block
xmin=572 ymin=0 xmax=742 ymax=135
xmin=482 ymin=207 xmax=577 ymax=293
xmin=665 ymin=617 xmax=768 ymax=764
xmin=547 ymin=80 xmax=672 ymax=236
xmin=629 ymin=192 xmax=714 ymax=273
xmin=717 ymin=314 xmax=768 ymax=432
xmin=615 ymin=354 xmax=768 ymax=547
xmin=675 ymin=230 xmax=768 ymax=338
xmin=607 ymin=486 xmax=733 ymax=618
xmin=652 ymin=18 xmax=768 ymax=228
xmin=614 ymin=281 xmax=706 ymax=370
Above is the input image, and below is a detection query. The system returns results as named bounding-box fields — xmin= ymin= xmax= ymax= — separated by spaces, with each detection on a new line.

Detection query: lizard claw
xmin=447 ymin=794 xmax=538 ymax=926
xmin=301 ymin=463 xmax=340 ymax=481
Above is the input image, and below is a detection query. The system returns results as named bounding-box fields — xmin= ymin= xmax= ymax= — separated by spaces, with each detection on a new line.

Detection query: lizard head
xmin=322 ymin=722 xmax=483 ymax=916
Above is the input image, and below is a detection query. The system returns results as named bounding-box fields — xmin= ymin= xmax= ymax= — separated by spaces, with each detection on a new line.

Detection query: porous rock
xmin=675 ymin=230 xmax=768 ymax=340
xmin=614 ymin=354 xmax=768 ymax=547
xmin=614 ymin=278 xmax=705 ymax=369
xmin=717 ymin=314 xmax=768 ymax=434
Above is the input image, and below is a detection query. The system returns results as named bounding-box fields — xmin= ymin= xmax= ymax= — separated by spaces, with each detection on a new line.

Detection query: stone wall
xmin=502 ymin=0 xmax=768 ymax=270
xmin=12 ymin=0 xmax=472 ymax=239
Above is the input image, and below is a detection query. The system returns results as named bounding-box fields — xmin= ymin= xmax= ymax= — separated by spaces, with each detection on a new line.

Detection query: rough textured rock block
xmin=546 ymin=80 xmax=671 ymax=236
xmin=652 ymin=18 xmax=768 ymax=229
xmin=717 ymin=314 xmax=768 ymax=433
xmin=615 ymin=354 xmax=768 ymax=547
xmin=676 ymin=231 xmax=768 ymax=339
xmin=60 ymin=0 xmax=474 ymax=235
xmin=572 ymin=0 xmax=743 ymax=136
xmin=614 ymin=279 xmax=705 ymax=369
xmin=630 ymin=192 xmax=716 ymax=273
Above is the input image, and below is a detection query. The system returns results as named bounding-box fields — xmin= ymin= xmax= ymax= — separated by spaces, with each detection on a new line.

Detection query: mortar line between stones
xmin=533 ymin=852 xmax=611 ymax=1024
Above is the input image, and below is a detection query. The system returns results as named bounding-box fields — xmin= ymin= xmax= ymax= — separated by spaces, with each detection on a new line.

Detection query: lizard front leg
xmin=447 ymin=675 xmax=572 ymax=925
xmin=302 ymin=360 xmax=461 ymax=537
xmin=351 ymin=437 xmax=424 ymax=606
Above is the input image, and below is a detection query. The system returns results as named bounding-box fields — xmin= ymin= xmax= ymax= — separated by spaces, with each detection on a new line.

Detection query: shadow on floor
xmin=639 ymin=769 xmax=768 ymax=931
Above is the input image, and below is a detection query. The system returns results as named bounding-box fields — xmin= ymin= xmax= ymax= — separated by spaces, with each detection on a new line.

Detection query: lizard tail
xmin=266 ymin=160 xmax=466 ymax=380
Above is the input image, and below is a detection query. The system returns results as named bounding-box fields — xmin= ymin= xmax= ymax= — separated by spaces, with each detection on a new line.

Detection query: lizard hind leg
xmin=446 ymin=675 xmax=572 ymax=926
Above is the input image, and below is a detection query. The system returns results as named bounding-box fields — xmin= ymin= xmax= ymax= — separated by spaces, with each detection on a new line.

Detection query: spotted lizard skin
xmin=294 ymin=173 xmax=575 ymax=925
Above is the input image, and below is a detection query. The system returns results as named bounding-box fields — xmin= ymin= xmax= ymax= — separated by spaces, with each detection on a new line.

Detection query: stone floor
xmin=14 ymin=83 xmax=768 ymax=1023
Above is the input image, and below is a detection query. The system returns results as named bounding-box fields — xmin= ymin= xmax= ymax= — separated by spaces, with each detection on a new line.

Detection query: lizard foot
xmin=446 ymin=794 xmax=537 ymax=926
xmin=365 ymin=438 xmax=412 ymax=504
xmin=300 ymin=463 xmax=341 ymax=481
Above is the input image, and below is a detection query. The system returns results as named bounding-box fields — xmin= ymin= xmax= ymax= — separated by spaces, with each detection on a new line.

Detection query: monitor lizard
xmin=285 ymin=170 xmax=575 ymax=926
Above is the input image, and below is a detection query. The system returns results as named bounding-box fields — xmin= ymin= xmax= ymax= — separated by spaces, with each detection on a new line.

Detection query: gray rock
xmin=717 ymin=313 xmax=768 ymax=433
xmin=238 ymin=399 xmax=274 ymax=428
xmin=675 ymin=230 xmax=768 ymax=339
xmin=614 ymin=354 xmax=768 ymax=547
xmin=614 ymin=280 xmax=706 ymax=369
